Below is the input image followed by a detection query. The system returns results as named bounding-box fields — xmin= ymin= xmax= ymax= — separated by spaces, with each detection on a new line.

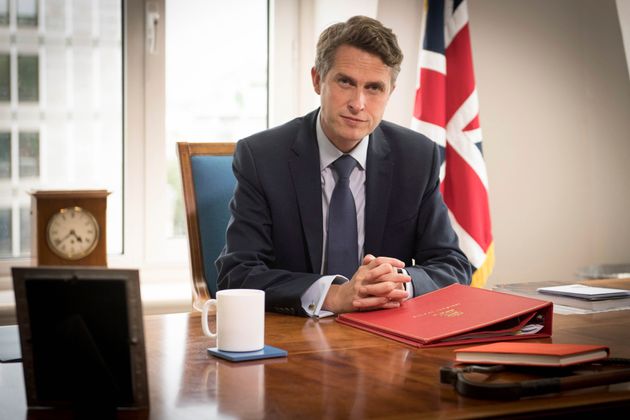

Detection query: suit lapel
xmin=365 ymin=126 xmax=393 ymax=256
xmin=288 ymin=111 xmax=323 ymax=273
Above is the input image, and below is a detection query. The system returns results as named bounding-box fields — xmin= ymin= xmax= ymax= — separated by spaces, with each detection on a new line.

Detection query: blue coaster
xmin=208 ymin=345 xmax=288 ymax=362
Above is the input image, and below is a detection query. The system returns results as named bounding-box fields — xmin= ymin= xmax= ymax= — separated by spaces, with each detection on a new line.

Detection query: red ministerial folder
xmin=336 ymin=284 xmax=553 ymax=348
xmin=453 ymin=342 xmax=609 ymax=367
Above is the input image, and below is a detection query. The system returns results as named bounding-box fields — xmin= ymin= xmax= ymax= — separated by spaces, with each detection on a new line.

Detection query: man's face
xmin=312 ymin=45 xmax=395 ymax=153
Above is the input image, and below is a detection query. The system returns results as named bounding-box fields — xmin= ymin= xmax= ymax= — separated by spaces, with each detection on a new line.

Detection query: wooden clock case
xmin=30 ymin=190 xmax=110 ymax=266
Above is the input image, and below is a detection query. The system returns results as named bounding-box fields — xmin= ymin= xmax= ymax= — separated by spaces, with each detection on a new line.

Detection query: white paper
xmin=537 ymin=284 xmax=630 ymax=296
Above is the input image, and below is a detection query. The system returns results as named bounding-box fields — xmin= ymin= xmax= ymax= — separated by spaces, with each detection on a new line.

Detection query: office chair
xmin=177 ymin=142 xmax=236 ymax=311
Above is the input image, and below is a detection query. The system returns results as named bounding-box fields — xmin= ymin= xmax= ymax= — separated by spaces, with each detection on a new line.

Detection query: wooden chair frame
xmin=177 ymin=142 xmax=236 ymax=311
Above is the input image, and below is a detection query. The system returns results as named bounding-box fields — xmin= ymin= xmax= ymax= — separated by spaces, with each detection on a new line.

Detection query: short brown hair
xmin=315 ymin=15 xmax=403 ymax=84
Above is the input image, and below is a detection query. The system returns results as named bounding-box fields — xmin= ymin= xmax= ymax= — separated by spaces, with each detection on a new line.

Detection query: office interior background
xmin=0 ymin=0 xmax=629 ymax=320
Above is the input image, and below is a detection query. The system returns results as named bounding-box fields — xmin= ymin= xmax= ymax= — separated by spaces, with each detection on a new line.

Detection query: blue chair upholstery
xmin=178 ymin=142 xmax=236 ymax=310
xmin=191 ymin=155 xmax=236 ymax=297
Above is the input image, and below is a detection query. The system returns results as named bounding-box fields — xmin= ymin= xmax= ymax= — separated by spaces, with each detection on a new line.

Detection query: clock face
xmin=46 ymin=207 xmax=100 ymax=260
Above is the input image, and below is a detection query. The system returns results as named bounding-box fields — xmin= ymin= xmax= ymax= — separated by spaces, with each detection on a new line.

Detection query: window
xmin=19 ymin=206 xmax=29 ymax=254
xmin=18 ymin=131 xmax=38 ymax=178
xmin=0 ymin=54 xmax=9 ymax=101
xmin=17 ymin=0 xmax=37 ymax=27
xmin=0 ymin=207 xmax=10 ymax=256
xmin=0 ymin=0 xmax=123 ymax=262
xmin=0 ymin=0 xmax=9 ymax=26
xmin=18 ymin=55 xmax=39 ymax=102
xmin=143 ymin=0 xmax=268 ymax=263
xmin=1 ymin=0 xmax=273 ymax=281
xmin=0 ymin=132 xmax=9 ymax=178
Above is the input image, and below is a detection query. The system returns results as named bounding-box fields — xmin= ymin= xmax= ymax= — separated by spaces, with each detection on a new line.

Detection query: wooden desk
xmin=1 ymin=310 xmax=629 ymax=419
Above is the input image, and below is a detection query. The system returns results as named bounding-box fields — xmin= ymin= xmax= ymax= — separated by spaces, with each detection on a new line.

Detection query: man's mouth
xmin=341 ymin=115 xmax=366 ymax=124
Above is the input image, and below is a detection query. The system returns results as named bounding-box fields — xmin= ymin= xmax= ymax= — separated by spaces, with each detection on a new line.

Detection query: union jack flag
xmin=412 ymin=0 xmax=494 ymax=287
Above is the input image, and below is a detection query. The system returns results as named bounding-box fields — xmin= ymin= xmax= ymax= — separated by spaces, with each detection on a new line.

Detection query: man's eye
xmin=338 ymin=78 xmax=351 ymax=86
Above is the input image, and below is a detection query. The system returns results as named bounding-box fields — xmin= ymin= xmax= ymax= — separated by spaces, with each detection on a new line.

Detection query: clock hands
xmin=55 ymin=229 xmax=84 ymax=245
xmin=71 ymin=230 xmax=84 ymax=243
xmin=55 ymin=231 xmax=72 ymax=245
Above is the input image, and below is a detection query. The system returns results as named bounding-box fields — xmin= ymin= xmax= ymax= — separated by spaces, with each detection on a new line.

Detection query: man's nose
xmin=348 ymin=89 xmax=366 ymax=112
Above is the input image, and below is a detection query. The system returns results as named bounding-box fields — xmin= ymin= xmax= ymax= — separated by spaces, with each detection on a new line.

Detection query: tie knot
xmin=331 ymin=155 xmax=356 ymax=180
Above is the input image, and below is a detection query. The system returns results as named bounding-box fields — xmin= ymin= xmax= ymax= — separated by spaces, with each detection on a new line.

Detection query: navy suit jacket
xmin=216 ymin=109 xmax=472 ymax=316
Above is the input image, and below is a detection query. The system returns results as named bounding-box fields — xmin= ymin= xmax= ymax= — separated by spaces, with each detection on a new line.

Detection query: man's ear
xmin=311 ymin=67 xmax=321 ymax=95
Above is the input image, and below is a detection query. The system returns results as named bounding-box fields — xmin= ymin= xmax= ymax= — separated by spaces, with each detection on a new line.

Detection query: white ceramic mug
xmin=202 ymin=289 xmax=265 ymax=352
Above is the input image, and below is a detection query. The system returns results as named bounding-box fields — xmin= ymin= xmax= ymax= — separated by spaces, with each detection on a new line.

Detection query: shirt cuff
xmin=401 ymin=268 xmax=414 ymax=299
xmin=301 ymin=275 xmax=348 ymax=318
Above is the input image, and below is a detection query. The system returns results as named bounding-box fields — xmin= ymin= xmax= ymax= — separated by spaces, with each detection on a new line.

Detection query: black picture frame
xmin=12 ymin=267 xmax=149 ymax=412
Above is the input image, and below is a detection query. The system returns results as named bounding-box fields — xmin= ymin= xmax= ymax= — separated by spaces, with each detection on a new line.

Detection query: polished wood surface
xmin=1 ymin=309 xmax=630 ymax=419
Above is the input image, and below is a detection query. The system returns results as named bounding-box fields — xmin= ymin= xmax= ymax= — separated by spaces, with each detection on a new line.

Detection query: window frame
xmin=0 ymin=0 xmax=128 ymax=276
xmin=1 ymin=0 xmax=302 ymax=286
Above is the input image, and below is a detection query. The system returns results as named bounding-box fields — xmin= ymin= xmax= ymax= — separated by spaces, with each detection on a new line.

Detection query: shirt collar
xmin=316 ymin=110 xmax=369 ymax=172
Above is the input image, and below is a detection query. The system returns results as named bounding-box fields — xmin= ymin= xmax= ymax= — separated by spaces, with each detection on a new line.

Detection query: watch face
xmin=46 ymin=207 xmax=100 ymax=260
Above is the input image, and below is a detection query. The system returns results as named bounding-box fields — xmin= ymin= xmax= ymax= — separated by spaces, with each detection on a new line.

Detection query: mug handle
xmin=201 ymin=299 xmax=218 ymax=338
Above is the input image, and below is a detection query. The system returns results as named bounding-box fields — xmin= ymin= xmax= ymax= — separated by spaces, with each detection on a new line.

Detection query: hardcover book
xmin=336 ymin=284 xmax=553 ymax=348
xmin=454 ymin=342 xmax=609 ymax=367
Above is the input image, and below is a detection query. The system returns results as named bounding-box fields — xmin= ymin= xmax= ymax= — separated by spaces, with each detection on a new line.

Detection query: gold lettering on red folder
xmin=412 ymin=303 xmax=463 ymax=319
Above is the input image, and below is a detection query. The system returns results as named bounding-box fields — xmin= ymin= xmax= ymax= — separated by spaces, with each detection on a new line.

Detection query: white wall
xmin=377 ymin=0 xmax=423 ymax=126
xmin=468 ymin=0 xmax=630 ymax=286
xmin=274 ymin=0 xmax=630 ymax=287
xmin=617 ymin=0 xmax=630 ymax=78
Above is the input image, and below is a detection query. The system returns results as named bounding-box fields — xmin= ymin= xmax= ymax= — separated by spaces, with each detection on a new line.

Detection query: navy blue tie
xmin=326 ymin=155 xmax=358 ymax=278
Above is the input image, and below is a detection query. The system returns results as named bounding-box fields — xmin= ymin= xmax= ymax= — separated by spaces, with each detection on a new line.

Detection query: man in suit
xmin=217 ymin=16 xmax=472 ymax=317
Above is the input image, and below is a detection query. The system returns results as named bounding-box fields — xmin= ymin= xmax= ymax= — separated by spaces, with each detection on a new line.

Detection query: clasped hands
xmin=322 ymin=254 xmax=410 ymax=314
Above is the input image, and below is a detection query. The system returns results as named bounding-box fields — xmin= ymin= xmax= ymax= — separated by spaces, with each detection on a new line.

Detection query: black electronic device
xmin=12 ymin=267 xmax=149 ymax=412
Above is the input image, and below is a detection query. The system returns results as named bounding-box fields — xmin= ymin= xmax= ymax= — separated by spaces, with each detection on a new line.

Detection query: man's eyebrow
xmin=366 ymin=81 xmax=386 ymax=89
xmin=335 ymin=72 xmax=386 ymax=89
xmin=335 ymin=72 xmax=357 ymax=83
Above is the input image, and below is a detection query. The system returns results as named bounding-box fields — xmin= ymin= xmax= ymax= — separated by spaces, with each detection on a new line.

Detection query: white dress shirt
xmin=300 ymin=112 xmax=367 ymax=317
